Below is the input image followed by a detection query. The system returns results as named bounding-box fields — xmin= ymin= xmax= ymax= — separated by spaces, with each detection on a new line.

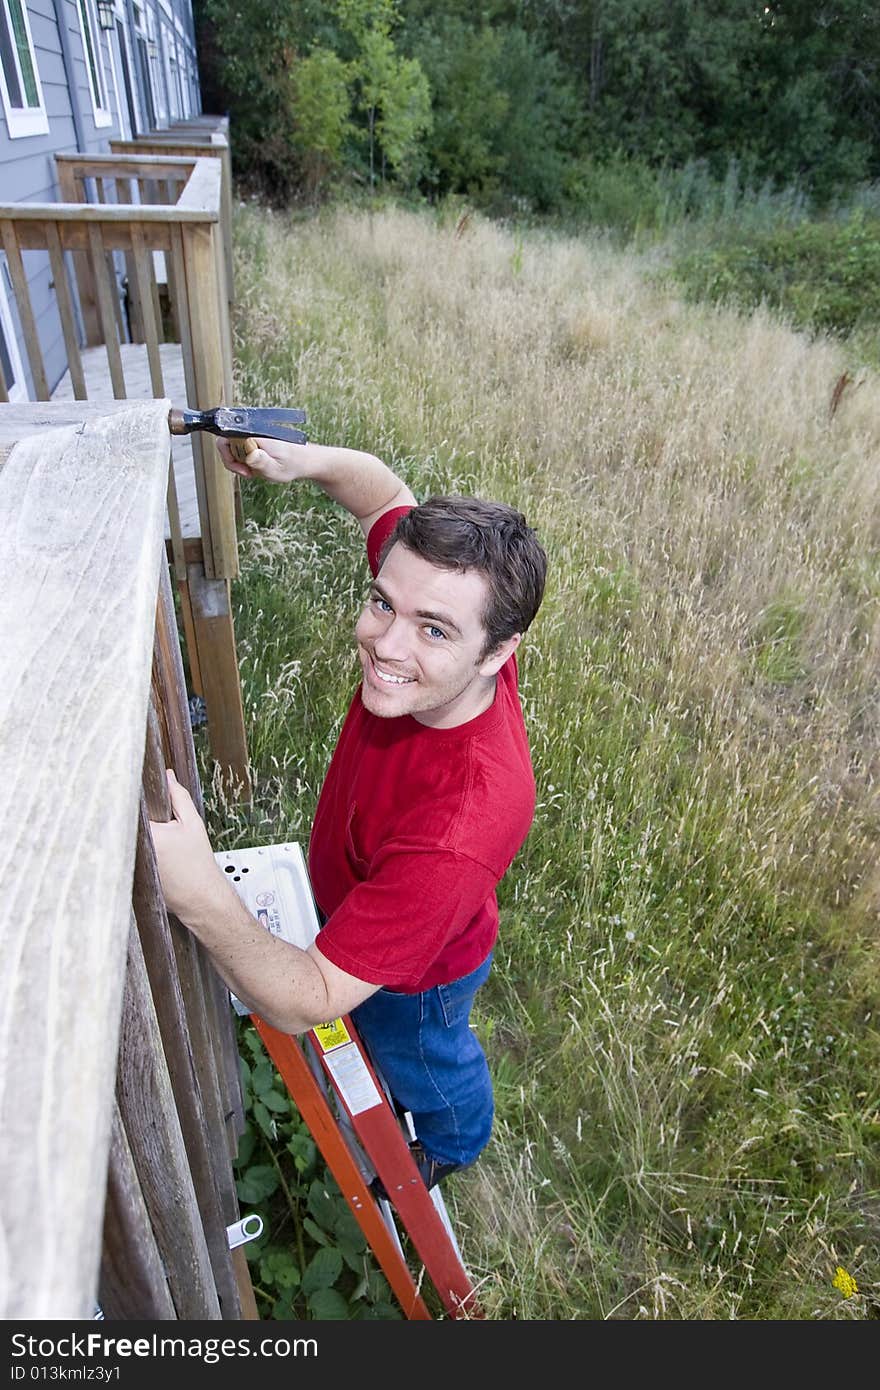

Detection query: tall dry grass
xmin=212 ymin=201 xmax=880 ymax=1319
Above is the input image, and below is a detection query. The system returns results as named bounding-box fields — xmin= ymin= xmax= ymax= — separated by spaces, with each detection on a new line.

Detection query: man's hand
xmin=215 ymin=435 xmax=312 ymax=483
xmin=149 ymin=768 xmax=234 ymax=928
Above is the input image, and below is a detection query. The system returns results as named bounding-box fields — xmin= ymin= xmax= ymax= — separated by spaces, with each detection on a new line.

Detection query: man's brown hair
xmin=380 ymin=496 xmax=547 ymax=658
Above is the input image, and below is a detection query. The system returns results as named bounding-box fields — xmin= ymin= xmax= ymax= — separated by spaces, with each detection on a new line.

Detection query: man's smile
xmin=366 ymin=652 xmax=416 ymax=686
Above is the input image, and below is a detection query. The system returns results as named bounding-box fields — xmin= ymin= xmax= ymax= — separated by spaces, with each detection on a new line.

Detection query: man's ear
xmin=478 ymin=632 xmax=521 ymax=677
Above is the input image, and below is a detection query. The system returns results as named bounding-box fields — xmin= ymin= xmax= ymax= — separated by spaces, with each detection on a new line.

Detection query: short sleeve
xmin=366 ymin=506 xmax=413 ymax=576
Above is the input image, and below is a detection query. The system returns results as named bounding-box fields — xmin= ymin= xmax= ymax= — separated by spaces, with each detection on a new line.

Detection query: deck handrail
xmin=0 ymin=400 xmax=250 ymax=1318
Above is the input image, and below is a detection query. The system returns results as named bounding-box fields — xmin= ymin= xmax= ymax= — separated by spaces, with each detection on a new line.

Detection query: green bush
xmin=671 ymin=211 xmax=880 ymax=338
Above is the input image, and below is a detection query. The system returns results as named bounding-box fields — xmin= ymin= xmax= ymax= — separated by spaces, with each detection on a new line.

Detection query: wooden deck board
xmin=51 ymin=344 xmax=201 ymax=539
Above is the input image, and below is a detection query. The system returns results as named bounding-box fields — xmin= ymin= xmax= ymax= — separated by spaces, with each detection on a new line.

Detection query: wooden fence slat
xmin=116 ymin=909 xmax=222 ymax=1320
xmin=108 ymin=251 xmax=127 ymax=345
xmin=45 ymin=222 xmax=87 ymax=400
xmin=214 ymin=222 xmax=234 ymax=403
xmin=99 ymin=1101 xmax=177 ymax=1320
xmin=166 ymin=460 xmax=187 ymax=582
xmin=143 ymin=619 xmax=247 ymax=1186
xmin=169 ymin=221 xmax=214 ymax=574
xmin=0 ymin=401 xmax=171 ymax=1318
xmin=0 ymin=220 xmax=49 ymax=399
xmin=152 ymin=573 xmax=246 ymax=1138
xmin=130 ymin=224 xmax=164 ymax=396
xmin=86 ymin=223 xmax=126 ymax=398
xmin=132 ymin=784 xmax=243 ymax=1319
xmin=56 ymin=158 xmax=101 ymax=347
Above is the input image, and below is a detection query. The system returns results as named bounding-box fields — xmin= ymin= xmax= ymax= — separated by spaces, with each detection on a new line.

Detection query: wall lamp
xmin=96 ymin=1 xmax=115 ymax=30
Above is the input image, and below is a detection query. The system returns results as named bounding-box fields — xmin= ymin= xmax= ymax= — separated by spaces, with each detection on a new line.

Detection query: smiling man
xmin=151 ymin=438 xmax=547 ymax=1192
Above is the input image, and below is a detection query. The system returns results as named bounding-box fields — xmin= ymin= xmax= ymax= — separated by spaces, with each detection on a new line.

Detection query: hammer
xmin=168 ymin=405 xmax=308 ymax=461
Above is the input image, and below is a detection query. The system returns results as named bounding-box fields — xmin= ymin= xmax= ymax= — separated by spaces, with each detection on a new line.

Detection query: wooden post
xmin=186 ymin=562 xmax=252 ymax=800
xmin=177 ymin=166 xmax=238 ymax=581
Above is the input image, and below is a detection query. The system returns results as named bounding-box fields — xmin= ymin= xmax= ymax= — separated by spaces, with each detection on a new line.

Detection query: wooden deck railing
xmin=0 ymin=152 xmax=251 ymax=795
xmin=0 ymin=401 xmax=255 ymax=1319
xmin=110 ymin=132 xmax=234 ymax=306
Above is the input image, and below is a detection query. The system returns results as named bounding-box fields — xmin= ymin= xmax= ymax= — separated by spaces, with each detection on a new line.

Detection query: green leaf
xmin=301 ymin=1246 xmax=343 ymax=1295
xmin=261 ymin=1088 xmax=290 ymax=1114
xmin=307 ymin=1287 xmax=350 ymax=1319
xmin=302 ymin=1217 xmax=330 ymax=1247
xmin=307 ymin=1180 xmax=337 ymax=1229
xmin=235 ymin=1163 xmax=279 ymax=1203
xmin=334 ymin=1208 xmax=367 ymax=1252
xmin=342 ymin=1247 xmax=366 ymax=1275
xmin=252 ymin=1060 xmax=276 ymax=1096
xmin=238 ymin=1054 xmax=252 ymax=1095
xmin=288 ymin=1131 xmax=316 ymax=1161
xmin=260 ymin=1249 xmax=301 ymax=1291
xmin=364 ymin=1301 xmax=402 ymax=1320
xmin=253 ymin=1100 xmax=275 ymax=1139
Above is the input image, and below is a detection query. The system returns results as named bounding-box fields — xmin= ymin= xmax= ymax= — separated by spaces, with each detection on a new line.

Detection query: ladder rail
xmin=252 ymin=1018 xmax=433 ymax=1321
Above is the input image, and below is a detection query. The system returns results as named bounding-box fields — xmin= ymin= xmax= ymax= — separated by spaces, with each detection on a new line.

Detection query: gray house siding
xmin=3 ymin=1 xmax=77 ymax=200
xmin=0 ymin=0 xmax=203 ymax=398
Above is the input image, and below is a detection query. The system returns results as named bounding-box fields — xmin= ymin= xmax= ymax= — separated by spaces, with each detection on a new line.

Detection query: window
xmin=0 ymin=0 xmax=49 ymax=138
xmin=76 ymin=0 xmax=112 ymax=127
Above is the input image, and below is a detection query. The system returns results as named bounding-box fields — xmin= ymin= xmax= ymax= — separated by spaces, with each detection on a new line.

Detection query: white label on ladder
xmin=321 ymin=1041 xmax=383 ymax=1116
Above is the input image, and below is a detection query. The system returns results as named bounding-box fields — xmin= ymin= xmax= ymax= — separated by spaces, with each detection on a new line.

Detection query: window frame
xmin=75 ymin=0 xmax=112 ymax=129
xmin=0 ymin=0 xmax=50 ymax=139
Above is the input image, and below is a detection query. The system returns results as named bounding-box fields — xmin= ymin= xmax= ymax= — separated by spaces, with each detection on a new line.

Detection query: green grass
xmin=199 ymin=198 xmax=880 ymax=1320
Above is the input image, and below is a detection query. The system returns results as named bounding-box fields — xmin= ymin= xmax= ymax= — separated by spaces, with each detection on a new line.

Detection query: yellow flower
xmin=832 ymin=1266 xmax=858 ymax=1299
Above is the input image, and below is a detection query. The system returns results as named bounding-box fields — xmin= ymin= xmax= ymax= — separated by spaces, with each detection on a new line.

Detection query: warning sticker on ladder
xmin=321 ymin=1042 xmax=383 ymax=1115
xmin=313 ymin=1018 xmax=351 ymax=1052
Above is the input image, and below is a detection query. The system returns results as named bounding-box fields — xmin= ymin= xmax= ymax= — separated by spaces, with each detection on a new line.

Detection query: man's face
xmin=354 ymin=542 xmax=519 ymax=728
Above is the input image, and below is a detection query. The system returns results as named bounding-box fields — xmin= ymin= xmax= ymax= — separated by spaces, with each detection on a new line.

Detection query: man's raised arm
xmin=215 ymin=437 xmax=416 ymax=538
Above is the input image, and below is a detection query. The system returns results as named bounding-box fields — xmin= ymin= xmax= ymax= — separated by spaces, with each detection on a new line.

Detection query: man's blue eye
xmin=426 ymin=626 xmax=446 ymax=641
xmin=373 ymin=595 xmax=392 ymax=612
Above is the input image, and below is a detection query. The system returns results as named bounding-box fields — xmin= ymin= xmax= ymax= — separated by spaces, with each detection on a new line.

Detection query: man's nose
xmin=373 ymin=615 xmax=411 ymax=663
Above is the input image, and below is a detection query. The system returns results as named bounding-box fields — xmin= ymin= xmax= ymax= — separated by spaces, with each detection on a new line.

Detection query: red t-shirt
xmin=309 ymin=507 xmax=536 ymax=992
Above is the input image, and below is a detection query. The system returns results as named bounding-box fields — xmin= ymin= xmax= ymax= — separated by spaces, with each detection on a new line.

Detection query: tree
xmin=292 ymin=49 xmax=354 ymax=200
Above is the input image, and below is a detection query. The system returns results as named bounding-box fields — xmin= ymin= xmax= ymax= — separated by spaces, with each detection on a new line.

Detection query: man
xmin=151 ymin=437 xmax=546 ymax=1190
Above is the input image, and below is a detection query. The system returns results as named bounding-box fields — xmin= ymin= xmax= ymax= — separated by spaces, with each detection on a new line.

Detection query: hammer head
xmin=168 ymin=404 xmax=308 ymax=446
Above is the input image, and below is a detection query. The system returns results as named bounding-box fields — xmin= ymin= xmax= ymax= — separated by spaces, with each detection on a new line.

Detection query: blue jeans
xmin=350 ymin=954 xmax=494 ymax=1169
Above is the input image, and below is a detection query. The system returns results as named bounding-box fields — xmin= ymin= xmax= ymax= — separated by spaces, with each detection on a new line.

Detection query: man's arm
xmin=149 ymin=771 xmax=380 ymax=1033
xmin=215 ymin=437 xmax=416 ymax=538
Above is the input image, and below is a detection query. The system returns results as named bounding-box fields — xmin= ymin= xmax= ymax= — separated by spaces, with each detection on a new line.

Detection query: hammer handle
xmin=228 ymin=437 xmax=259 ymax=465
